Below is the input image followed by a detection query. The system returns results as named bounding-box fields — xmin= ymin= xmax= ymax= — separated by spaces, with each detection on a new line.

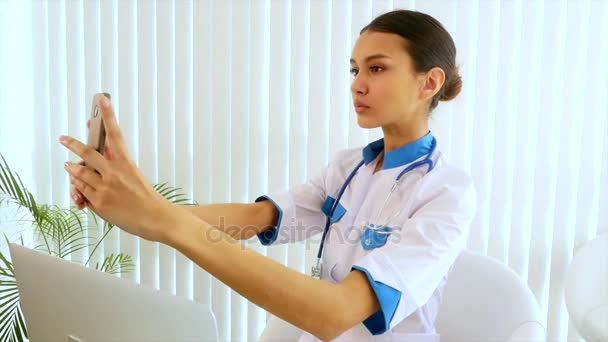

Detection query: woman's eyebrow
xmin=349 ymin=54 xmax=391 ymax=64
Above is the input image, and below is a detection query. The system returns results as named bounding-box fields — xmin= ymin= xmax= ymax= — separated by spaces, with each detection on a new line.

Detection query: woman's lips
xmin=354 ymin=101 xmax=370 ymax=113
xmin=355 ymin=105 xmax=369 ymax=113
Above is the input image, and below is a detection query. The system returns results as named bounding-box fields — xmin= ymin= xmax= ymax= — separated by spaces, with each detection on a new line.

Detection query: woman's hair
xmin=361 ymin=10 xmax=462 ymax=110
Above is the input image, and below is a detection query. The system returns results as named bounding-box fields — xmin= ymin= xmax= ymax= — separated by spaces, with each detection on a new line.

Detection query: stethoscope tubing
xmin=316 ymin=138 xmax=437 ymax=260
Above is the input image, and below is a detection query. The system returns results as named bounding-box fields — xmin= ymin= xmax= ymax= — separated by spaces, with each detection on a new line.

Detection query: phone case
xmin=87 ymin=93 xmax=111 ymax=154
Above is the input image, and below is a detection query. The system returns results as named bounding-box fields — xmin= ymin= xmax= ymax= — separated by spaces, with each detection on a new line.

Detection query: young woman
xmin=63 ymin=10 xmax=475 ymax=342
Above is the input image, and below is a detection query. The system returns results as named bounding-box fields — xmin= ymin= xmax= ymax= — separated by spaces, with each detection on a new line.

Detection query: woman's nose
xmin=350 ymin=75 xmax=367 ymax=95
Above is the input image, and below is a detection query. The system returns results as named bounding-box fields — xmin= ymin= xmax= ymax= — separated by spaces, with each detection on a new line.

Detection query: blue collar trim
xmin=362 ymin=132 xmax=434 ymax=170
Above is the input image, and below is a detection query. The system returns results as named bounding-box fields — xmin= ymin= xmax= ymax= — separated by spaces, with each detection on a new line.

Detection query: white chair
xmin=435 ymin=250 xmax=546 ymax=342
xmin=564 ymin=233 xmax=608 ymax=342
xmin=260 ymin=250 xmax=546 ymax=341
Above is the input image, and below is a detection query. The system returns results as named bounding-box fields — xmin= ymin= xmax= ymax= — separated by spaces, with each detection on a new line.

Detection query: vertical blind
xmin=0 ymin=0 xmax=607 ymax=341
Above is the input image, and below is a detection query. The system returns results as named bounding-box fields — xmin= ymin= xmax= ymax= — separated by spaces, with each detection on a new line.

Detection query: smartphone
xmin=87 ymin=93 xmax=111 ymax=154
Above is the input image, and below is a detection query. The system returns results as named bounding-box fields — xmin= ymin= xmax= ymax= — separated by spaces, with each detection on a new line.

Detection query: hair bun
xmin=440 ymin=72 xmax=462 ymax=102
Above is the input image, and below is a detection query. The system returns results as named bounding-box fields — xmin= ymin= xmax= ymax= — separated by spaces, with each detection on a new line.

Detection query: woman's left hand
xmin=60 ymin=96 xmax=172 ymax=242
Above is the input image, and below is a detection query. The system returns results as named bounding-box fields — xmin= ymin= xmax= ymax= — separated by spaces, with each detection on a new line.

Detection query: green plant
xmin=0 ymin=154 xmax=196 ymax=341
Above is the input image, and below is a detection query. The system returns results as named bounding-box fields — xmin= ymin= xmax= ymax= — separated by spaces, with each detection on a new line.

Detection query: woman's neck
xmin=372 ymin=121 xmax=428 ymax=173
xmin=381 ymin=122 xmax=429 ymax=153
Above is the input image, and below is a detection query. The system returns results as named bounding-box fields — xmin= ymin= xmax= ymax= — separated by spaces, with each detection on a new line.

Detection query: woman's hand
xmin=60 ymin=96 xmax=173 ymax=242
xmin=70 ymin=119 xmax=114 ymax=209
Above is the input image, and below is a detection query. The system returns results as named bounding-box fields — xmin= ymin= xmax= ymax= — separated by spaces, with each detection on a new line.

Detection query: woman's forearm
xmin=159 ymin=207 xmax=376 ymax=341
xmin=179 ymin=201 xmax=278 ymax=240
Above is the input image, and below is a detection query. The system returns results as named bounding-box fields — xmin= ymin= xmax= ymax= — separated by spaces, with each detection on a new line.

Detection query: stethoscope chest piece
xmin=360 ymin=224 xmax=393 ymax=250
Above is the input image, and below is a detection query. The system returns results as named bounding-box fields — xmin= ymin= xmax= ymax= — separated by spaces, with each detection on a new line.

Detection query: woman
xmin=63 ymin=10 xmax=476 ymax=342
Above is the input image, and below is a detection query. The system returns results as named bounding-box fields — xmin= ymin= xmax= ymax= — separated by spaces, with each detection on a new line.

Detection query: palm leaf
xmin=24 ymin=204 xmax=53 ymax=255
xmin=0 ymin=298 xmax=19 ymax=340
xmin=0 ymin=248 xmax=14 ymax=276
xmin=0 ymin=249 xmax=26 ymax=342
xmin=0 ymin=296 xmax=26 ymax=342
xmin=14 ymin=301 xmax=27 ymax=341
xmin=19 ymin=204 xmax=89 ymax=259
xmin=45 ymin=206 xmax=88 ymax=258
xmin=0 ymin=155 xmax=40 ymax=222
xmin=84 ymin=216 xmax=115 ymax=268
xmin=95 ymin=253 xmax=135 ymax=275
xmin=153 ymin=182 xmax=198 ymax=205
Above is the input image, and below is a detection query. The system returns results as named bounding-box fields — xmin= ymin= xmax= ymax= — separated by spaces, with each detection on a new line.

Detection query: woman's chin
xmin=356 ymin=116 xmax=381 ymax=129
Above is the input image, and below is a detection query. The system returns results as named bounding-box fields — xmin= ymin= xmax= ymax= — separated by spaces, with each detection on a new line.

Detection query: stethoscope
xmin=311 ymin=137 xmax=437 ymax=279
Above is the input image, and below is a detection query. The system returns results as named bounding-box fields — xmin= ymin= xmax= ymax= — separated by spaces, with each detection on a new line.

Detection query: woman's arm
xmin=60 ymin=97 xmax=379 ymax=341
xmin=180 ymin=202 xmax=278 ymax=240
xmin=161 ymin=206 xmax=380 ymax=341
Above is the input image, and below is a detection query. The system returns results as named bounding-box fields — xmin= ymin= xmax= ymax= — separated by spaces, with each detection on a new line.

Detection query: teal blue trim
xmin=255 ymin=195 xmax=282 ymax=245
xmin=362 ymin=132 xmax=434 ymax=170
xmin=351 ymin=265 xmax=402 ymax=335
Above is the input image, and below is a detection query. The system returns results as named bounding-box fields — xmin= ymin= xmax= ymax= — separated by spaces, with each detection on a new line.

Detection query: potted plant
xmin=0 ymin=154 xmax=195 ymax=341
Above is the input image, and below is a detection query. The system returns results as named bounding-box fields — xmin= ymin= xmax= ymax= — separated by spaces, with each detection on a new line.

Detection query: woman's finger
xmin=80 ymin=196 xmax=90 ymax=209
xmin=59 ymin=135 xmax=109 ymax=175
xmin=66 ymin=164 xmax=95 ymax=211
xmin=97 ymin=96 xmax=129 ymax=160
xmin=73 ymin=189 xmax=89 ymax=209
xmin=70 ymin=171 xmax=86 ymax=204
xmin=74 ymin=196 xmax=87 ymax=210
xmin=71 ymin=184 xmax=88 ymax=205
xmin=64 ymin=161 xmax=103 ymax=190
xmin=71 ymin=187 xmax=84 ymax=202
xmin=68 ymin=171 xmax=97 ymax=203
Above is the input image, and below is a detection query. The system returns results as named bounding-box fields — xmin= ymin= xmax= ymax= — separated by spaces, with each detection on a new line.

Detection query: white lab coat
xmin=257 ymin=137 xmax=477 ymax=341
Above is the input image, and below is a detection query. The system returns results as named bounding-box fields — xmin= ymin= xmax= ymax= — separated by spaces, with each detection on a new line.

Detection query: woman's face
xmin=350 ymin=31 xmax=428 ymax=129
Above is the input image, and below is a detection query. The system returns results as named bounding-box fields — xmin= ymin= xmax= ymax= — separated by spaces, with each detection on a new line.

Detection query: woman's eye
xmin=370 ymin=65 xmax=383 ymax=73
xmin=350 ymin=68 xmax=359 ymax=76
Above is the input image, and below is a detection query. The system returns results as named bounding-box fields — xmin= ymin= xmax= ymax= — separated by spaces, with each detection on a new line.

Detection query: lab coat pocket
xmin=322 ymin=196 xmax=348 ymax=223
xmin=360 ymin=224 xmax=393 ymax=250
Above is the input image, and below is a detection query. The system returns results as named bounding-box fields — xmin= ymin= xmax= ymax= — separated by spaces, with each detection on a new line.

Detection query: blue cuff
xmin=255 ymin=195 xmax=283 ymax=246
xmin=351 ymin=265 xmax=401 ymax=335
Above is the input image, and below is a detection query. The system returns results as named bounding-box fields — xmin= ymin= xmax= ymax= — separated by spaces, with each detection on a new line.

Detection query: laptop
xmin=9 ymin=243 xmax=218 ymax=342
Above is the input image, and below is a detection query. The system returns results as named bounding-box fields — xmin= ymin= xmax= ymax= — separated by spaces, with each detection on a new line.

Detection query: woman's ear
xmin=419 ymin=67 xmax=446 ymax=101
